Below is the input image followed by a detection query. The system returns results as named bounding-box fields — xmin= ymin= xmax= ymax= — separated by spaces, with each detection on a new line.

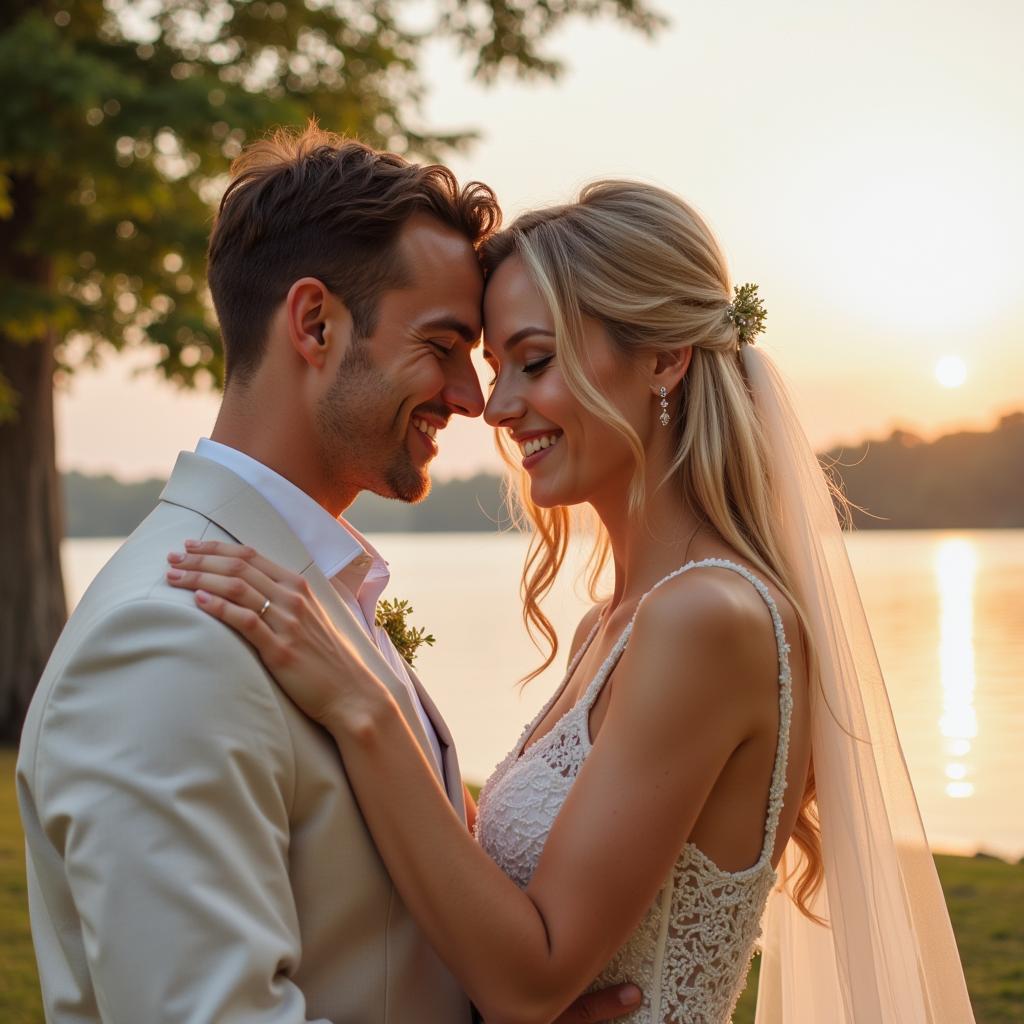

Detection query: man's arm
xmin=29 ymin=599 xmax=325 ymax=1022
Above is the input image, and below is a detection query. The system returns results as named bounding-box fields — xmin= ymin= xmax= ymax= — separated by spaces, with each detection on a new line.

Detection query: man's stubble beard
xmin=315 ymin=342 xmax=431 ymax=505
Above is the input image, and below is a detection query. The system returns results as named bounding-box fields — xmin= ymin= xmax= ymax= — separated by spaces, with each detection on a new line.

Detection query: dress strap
xmin=582 ymin=558 xmax=794 ymax=862
xmin=575 ymin=612 xmax=636 ymax=714
xmin=514 ymin=610 xmax=605 ymax=758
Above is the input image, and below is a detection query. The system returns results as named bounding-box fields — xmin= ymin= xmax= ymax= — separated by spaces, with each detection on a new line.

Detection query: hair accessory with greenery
xmin=725 ymin=282 xmax=767 ymax=346
xmin=375 ymin=598 xmax=436 ymax=667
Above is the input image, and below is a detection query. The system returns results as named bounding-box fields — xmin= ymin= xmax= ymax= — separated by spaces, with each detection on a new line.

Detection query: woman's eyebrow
xmin=496 ymin=326 xmax=555 ymax=351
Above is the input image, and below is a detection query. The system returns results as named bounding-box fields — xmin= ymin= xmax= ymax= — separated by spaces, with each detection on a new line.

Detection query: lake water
xmin=62 ymin=529 xmax=1023 ymax=860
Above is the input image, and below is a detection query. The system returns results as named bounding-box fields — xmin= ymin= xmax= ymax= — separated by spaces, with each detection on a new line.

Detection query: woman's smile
xmin=515 ymin=429 xmax=564 ymax=467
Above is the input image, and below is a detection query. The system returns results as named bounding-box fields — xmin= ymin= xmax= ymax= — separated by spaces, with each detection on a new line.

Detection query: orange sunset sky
xmin=55 ymin=0 xmax=1024 ymax=482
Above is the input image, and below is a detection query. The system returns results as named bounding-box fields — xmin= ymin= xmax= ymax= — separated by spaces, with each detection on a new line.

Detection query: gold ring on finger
xmin=258 ymin=597 xmax=271 ymax=619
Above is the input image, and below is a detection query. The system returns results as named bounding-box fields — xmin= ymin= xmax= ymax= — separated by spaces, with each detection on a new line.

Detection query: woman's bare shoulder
xmin=621 ymin=562 xmax=789 ymax=725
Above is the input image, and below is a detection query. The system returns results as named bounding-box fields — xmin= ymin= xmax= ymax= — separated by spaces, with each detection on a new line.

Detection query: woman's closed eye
xmin=485 ymin=354 xmax=554 ymax=387
xmin=523 ymin=354 xmax=555 ymax=376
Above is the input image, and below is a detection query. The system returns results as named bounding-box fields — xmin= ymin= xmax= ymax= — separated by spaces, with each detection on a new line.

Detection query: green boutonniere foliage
xmin=375 ymin=598 xmax=436 ymax=666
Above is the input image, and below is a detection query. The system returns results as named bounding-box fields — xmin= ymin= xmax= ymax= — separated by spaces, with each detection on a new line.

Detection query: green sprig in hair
xmin=725 ymin=282 xmax=767 ymax=346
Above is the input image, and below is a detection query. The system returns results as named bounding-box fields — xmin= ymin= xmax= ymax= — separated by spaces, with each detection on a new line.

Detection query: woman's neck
xmin=589 ymin=457 xmax=706 ymax=613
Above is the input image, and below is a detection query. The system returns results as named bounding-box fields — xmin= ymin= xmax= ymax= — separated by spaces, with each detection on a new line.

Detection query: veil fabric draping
xmin=742 ymin=345 xmax=976 ymax=1023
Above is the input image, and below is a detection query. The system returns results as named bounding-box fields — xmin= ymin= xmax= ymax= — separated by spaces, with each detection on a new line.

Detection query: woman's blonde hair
xmin=480 ymin=180 xmax=823 ymax=919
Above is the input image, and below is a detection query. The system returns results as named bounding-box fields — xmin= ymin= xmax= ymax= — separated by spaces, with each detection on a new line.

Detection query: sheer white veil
xmin=741 ymin=344 xmax=975 ymax=1023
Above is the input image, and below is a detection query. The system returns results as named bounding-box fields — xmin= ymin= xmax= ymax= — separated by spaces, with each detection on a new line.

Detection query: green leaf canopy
xmin=0 ymin=0 xmax=663 ymax=411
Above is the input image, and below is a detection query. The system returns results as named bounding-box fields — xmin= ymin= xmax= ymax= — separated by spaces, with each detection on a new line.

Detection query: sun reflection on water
xmin=935 ymin=538 xmax=978 ymax=799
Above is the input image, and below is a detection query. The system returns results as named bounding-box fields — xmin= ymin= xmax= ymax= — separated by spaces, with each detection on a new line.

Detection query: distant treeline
xmin=64 ymin=412 xmax=1024 ymax=537
xmin=822 ymin=412 xmax=1024 ymax=529
xmin=63 ymin=470 xmax=515 ymax=537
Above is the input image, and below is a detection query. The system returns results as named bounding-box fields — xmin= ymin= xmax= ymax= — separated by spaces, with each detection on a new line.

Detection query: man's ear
xmin=650 ymin=345 xmax=693 ymax=396
xmin=285 ymin=277 xmax=351 ymax=369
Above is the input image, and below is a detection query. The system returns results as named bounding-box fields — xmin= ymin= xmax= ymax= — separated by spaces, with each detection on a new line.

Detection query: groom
xmin=17 ymin=129 xmax=640 ymax=1022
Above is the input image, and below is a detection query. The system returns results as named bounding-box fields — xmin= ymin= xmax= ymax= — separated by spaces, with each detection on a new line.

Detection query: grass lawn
xmin=1 ymin=749 xmax=44 ymax=1024
xmin=5 ymin=751 xmax=1022 ymax=1022
xmin=665 ymin=853 xmax=1024 ymax=1024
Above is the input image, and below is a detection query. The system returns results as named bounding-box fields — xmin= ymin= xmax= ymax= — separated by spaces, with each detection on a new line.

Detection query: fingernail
xmin=166 ymin=569 xmax=183 ymax=581
xmin=618 ymin=986 xmax=642 ymax=1007
xmin=167 ymin=551 xmax=183 ymax=563
xmin=196 ymin=590 xmax=210 ymax=605
xmin=184 ymin=539 xmax=200 ymax=549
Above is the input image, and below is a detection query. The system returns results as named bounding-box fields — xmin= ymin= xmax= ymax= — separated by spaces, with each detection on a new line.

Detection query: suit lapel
xmin=161 ymin=452 xmax=313 ymax=574
xmin=160 ymin=452 xmax=445 ymax=786
xmin=403 ymin=661 xmax=466 ymax=823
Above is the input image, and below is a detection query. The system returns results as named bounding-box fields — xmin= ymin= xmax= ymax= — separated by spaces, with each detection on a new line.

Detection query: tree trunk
xmin=0 ymin=334 xmax=67 ymax=743
xmin=0 ymin=167 xmax=68 ymax=741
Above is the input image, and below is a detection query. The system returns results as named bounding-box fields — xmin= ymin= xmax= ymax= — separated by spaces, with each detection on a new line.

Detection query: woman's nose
xmin=483 ymin=373 xmax=527 ymax=428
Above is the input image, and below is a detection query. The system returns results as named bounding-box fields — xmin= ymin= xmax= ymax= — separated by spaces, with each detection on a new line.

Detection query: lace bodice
xmin=475 ymin=559 xmax=794 ymax=1024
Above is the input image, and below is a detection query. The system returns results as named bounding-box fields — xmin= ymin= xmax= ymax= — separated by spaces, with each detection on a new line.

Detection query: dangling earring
xmin=658 ymin=386 xmax=670 ymax=427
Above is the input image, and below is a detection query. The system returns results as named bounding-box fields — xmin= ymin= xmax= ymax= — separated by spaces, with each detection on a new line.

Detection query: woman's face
xmin=482 ymin=256 xmax=654 ymax=510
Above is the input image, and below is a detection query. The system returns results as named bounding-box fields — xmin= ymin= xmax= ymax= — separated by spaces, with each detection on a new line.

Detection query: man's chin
xmin=383 ymin=463 xmax=431 ymax=505
xmin=394 ymin=478 xmax=431 ymax=504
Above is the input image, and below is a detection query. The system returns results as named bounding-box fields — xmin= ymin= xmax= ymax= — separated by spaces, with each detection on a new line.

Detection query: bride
xmin=167 ymin=181 xmax=974 ymax=1023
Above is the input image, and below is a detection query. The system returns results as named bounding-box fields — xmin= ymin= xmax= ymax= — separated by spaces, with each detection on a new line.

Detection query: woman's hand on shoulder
xmin=165 ymin=539 xmax=388 ymax=732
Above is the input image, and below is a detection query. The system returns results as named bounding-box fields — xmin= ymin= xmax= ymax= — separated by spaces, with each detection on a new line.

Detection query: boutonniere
xmin=375 ymin=598 xmax=436 ymax=667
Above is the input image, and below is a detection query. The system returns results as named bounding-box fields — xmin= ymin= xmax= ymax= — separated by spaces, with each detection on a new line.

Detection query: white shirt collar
xmin=194 ymin=438 xmax=385 ymax=584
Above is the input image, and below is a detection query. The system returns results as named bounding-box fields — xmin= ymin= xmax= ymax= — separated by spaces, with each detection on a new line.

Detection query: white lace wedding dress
xmin=475 ymin=559 xmax=794 ymax=1024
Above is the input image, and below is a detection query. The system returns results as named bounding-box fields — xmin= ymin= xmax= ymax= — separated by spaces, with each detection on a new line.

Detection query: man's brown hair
xmin=207 ymin=125 xmax=501 ymax=384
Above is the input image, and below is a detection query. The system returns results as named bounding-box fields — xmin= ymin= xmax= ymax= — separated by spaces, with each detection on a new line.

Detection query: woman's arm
xmin=167 ymin=542 xmax=772 ymax=1024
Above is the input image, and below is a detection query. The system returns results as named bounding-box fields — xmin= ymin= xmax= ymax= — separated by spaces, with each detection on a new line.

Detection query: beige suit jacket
xmin=17 ymin=452 xmax=472 ymax=1024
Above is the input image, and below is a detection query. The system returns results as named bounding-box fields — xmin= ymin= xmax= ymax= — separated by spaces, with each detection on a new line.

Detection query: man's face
xmin=316 ymin=215 xmax=485 ymax=504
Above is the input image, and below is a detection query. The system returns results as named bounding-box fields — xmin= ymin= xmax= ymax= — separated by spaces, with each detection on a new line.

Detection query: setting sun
xmin=935 ymin=355 xmax=968 ymax=389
